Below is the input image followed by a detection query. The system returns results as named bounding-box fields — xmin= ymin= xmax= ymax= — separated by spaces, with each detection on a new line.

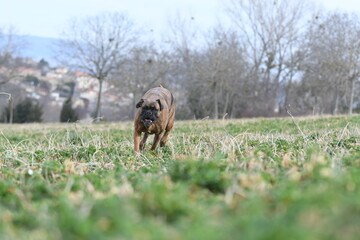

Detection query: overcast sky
xmin=1 ymin=0 xmax=360 ymax=39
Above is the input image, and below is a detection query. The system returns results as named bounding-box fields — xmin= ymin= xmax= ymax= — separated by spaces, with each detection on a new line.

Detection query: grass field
xmin=0 ymin=115 xmax=360 ymax=239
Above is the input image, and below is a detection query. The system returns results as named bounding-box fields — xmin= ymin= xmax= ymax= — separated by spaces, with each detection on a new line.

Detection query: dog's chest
xmin=146 ymin=127 xmax=154 ymax=134
xmin=144 ymin=123 xmax=161 ymax=134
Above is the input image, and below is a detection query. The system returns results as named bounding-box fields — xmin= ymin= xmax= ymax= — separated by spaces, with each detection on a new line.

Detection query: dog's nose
xmin=144 ymin=111 xmax=152 ymax=117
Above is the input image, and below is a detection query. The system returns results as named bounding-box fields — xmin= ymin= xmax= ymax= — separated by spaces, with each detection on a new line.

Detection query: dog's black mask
xmin=140 ymin=106 xmax=158 ymax=126
xmin=136 ymin=99 xmax=163 ymax=127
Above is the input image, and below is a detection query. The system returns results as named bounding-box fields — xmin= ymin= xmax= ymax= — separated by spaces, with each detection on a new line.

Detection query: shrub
xmin=168 ymin=156 xmax=229 ymax=193
xmin=3 ymin=98 xmax=43 ymax=123
xmin=60 ymin=98 xmax=78 ymax=122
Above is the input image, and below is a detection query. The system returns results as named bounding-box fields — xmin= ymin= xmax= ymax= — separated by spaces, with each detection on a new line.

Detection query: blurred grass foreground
xmin=0 ymin=115 xmax=360 ymax=239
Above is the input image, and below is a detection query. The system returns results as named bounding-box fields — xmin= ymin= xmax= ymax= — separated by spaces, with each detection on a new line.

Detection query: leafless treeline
xmin=2 ymin=0 xmax=360 ymax=121
xmin=112 ymin=0 xmax=360 ymax=119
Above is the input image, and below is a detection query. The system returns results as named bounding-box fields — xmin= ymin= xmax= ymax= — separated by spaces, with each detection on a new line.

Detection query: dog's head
xmin=136 ymin=98 xmax=163 ymax=126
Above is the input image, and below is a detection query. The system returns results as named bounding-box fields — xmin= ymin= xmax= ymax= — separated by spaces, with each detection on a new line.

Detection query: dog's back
xmin=142 ymin=87 xmax=173 ymax=110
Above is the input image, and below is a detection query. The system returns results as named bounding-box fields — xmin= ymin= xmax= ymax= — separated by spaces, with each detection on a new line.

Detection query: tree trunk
xmin=348 ymin=78 xmax=355 ymax=115
xmin=333 ymin=89 xmax=339 ymax=115
xmin=131 ymin=91 xmax=142 ymax=119
xmin=131 ymin=94 xmax=136 ymax=119
xmin=282 ymin=80 xmax=292 ymax=115
xmin=94 ymin=78 xmax=103 ymax=121
xmin=213 ymin=81 xmax=218 ymax=119
xmin=222 ymin=92 xmax=230 ymax=118
xmin=9 ymin=96 xmax=13 ymax=124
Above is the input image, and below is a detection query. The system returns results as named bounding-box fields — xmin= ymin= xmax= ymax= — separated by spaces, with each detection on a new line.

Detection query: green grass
xmin=0 ymin=115 xmax=360 ymax=239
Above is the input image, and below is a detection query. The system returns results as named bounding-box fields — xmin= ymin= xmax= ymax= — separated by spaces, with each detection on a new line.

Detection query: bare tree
xmin=165 ymin=13 xmax=228 ymax=119
xmin=0 ymin=26 xmax=24 ymax=85
xmin=193 ymin=28 xmax=248 ymax=119
xmin=0 ymin=26 xmax=26 ymax=123
xmin=226 ymin=0 xmax=311 ymax=116
xmin=112 ymin=44 xmax=171 ymax=118
xmin=301 ymin=12 xmax=360 ymax=115
xmin=57 ymin=12 xmax=137 ymax=120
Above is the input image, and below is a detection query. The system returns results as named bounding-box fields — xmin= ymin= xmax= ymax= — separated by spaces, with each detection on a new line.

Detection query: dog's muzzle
xmin=141 ymin=110 xmax=157 ymax=126
xmin=141 ymin=118 xmax=155 ymax=126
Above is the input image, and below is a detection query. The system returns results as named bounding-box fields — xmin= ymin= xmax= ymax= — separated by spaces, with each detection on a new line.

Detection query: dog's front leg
xmin=150 ymin=134 xmax=161 ymax=151
xmin=140 ymin=133 xmax=148 ymax=150
xmin=134 ymin=131 xmax=142 ymax=155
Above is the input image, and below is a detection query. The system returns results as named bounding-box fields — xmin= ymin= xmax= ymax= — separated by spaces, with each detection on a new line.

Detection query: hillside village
xmin=0 ymin=58 xmax=131 ymax=122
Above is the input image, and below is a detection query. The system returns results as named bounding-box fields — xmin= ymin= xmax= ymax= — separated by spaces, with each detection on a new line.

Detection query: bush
xmin=2 ymin=98 xmax=43 ymax=123
xmin=168 ymin=156 xmax=229 ymax=193
xmin=60 ymin=98 xmax=78 ymax=122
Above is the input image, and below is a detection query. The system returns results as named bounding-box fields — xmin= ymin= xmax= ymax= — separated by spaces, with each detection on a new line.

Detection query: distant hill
xmin=17 ymin=35 xmax=60 ymax=66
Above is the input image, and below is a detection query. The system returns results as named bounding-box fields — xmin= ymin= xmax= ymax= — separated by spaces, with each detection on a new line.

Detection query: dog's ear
xmin=156 ymin=99 xmax=163 ymax=111
xmin=136 ymin=99 xmax=144 ymax=108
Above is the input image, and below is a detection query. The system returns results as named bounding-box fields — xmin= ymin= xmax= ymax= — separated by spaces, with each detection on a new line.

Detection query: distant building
xmin=18 ymin=67 xmax=41 ymax=77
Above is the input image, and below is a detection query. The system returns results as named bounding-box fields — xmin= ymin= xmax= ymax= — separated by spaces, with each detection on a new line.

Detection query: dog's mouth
xmin=141 ymin=118 xmax=155 ymax=126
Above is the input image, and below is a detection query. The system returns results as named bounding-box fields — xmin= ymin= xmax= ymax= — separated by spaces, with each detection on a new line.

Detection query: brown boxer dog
xmin=134 ymin=85 xmax=175 ymax=155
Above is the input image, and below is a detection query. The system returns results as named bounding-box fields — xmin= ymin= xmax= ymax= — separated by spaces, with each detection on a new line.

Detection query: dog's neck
xmin=143 ymin=122 xmax=152 ymax=133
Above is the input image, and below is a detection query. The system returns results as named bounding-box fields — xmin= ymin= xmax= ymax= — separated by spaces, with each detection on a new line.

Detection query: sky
xmin=0 ymin=0 xmax=221 ymax=39
xmin=1 ymin=0 xmax=360 ymax=39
